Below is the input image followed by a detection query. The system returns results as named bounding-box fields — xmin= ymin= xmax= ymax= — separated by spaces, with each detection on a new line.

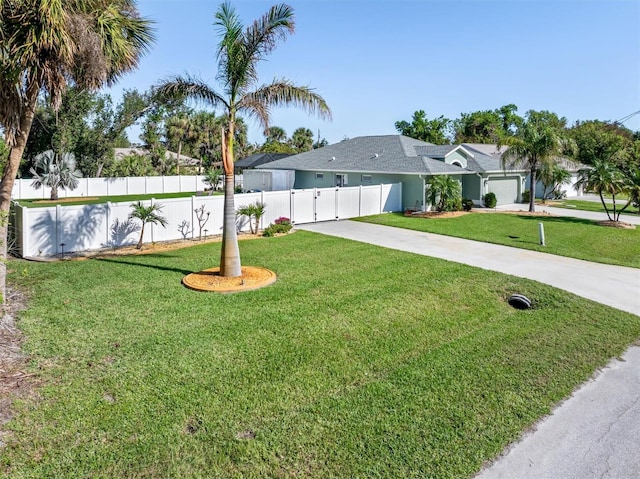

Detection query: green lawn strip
xmin=356 ymin=212 xmax=640 ymax=268
xmin=551 ymin=199 xmax=640 ymax=216
xmin=16 ymin=191 xmax=222 ymax=208
xmin=3 ymin=232 xmax=639 ymax=478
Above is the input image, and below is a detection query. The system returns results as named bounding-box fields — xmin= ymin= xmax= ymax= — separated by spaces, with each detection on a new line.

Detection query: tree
xmin=499 ymin=110 xmax=574 ymax=212
xmin=569 ymin=120 xmax=633 ymax=167
xmin=128 ymin=201 xmax=168 ymax=249
xmin=426 ymin=175 xmax=461 ymax=212
xmin=395 ymin=110 xmax=451 ymax=144
xmin=165 ymin=112 xmax=193 ymax=174
xmin=30 ymin=151 xmax=83 ymax=200
xmin=575 ymin=159 xmax=631 ymax=221
xmin=0 ymin=0 xmax=154 ymax=303
xmin=156 ymin=2 xmax=331 ymax=277
xmin=290 ymin=127 xmax=314 ymax=152
xmin=453 ymin=104 xmax=523 ymax=143
xmin=266 ymin=126 xmax=287 ymax=143
xmin=538 ymin=162 xmax=572 ymax=201
xmin=203 ymin=168 xmax=223 ymax=193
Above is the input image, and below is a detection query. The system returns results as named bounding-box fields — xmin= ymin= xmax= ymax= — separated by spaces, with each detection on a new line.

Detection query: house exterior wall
xmin=444 ymin=151 xmax=468 ymax=168
xmin=462 ymin=175 xmax=482 ymax=202
xmin=294 ymin=171 xmax=425 ymax=210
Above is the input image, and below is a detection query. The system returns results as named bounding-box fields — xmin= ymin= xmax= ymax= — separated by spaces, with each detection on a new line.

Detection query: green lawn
xmin=3 ymin=233 xmax=640 ymax=478
xmin=16 ymin=191 xmax=222 ymax=208
xmin=551 ymin=199 xmax=640 ymax=216
xmin=356 ymin=212 xmax=640 ymax=268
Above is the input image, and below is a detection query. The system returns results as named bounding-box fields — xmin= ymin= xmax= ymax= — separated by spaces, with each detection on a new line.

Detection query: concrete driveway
xmin=296 ymin=219 xmax=640 ymax=479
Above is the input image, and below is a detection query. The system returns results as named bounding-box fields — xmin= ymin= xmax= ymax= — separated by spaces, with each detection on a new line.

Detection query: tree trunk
xmin=220 ymin=172 xmax=241 ymax=276
xmin=528 ymin=169 xmax=537 ymax=213
xmin=176 ymin=141 xmax=182 ymax=176
xmin=50 ymin=186 xmax=59 ymax=201
xmin=0 ymin=84 xmax=39 ymax=305
xmin=219 ymin=127 xmax=241 ymax=277
xmin=137 ymin=224 xmax=145 ymax=249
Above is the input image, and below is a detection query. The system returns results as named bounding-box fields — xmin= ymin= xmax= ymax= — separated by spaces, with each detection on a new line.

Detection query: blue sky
xmin=108 ymin=0 xmax=640 ymax=145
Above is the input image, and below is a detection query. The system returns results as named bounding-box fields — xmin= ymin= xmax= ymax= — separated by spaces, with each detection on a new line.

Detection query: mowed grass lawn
xmin=552 ymin=199 xmax=640 ymax=216
xmin=357 ymin=212 xmax=640 ymax=268
xmin=4 ymin=232 xmax=640 ymax=478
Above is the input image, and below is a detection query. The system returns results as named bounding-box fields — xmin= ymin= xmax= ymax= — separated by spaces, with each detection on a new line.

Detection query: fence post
xmin=150 ymin=197 xmax=155 ymax=244
xmin=106 ymin=202 xmax=111 ymax=247
xmin=55 ymin=204 xmax=61 ymax=254
xmin=359 ymin=185 xmax=363 ymax=217
xmin=191 ymin=196 xmax=195 ymax=240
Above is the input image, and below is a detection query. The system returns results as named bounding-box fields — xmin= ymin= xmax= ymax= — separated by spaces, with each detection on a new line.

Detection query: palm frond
xmin=155 ymin=75 xmax=229 ymax=111
xmin=239 ymin=79 xmax=331 ymax=132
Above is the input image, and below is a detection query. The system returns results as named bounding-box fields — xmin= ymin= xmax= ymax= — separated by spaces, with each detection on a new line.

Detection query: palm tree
xmin=538 ymin=162 xmax=572 ymax=202
xmin=128 ymin=201 xmax=168 ymax=249
xmin=290 ymin=127 xmax=314 ymax=152
xmin=156 ymin=2 xmax=331 ymax=277
xmin=500 ymin=111 xmax=575 ymax=212
xmin=30 ymin=151 xmax=83 ymax=200
xmin=575 ymin=159 xmax=631 ymax=221
xmin=237 ymin=201 xmax=267 ymax=234
xmin=0 ymin=0 xmax=154 ymax=301
xmin=426 ymin=175 xmax=462 ymax=212
xmin=166 ymin=112 xmax=194 ymax=175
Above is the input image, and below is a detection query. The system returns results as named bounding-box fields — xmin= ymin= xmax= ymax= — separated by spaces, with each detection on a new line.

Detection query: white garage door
xmin=487 ymin=177 xmax=519 ymax=205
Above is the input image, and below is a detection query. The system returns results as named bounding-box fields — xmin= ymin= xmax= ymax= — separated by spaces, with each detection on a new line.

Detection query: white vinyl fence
xmin=12 ymin=183 xmax=402 ymax=258
xmin=10 ymin=175 xmax=243 ymax=200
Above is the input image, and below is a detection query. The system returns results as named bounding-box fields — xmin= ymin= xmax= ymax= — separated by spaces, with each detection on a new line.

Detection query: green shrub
xmin=461 ymin=198 xmax=474 ymax=211
xmin=263 ymin=217 xmax=292 ymax=237
xmin=484 ymin=192 xmax=497 ymax=208
xmin=521 ymin=190 xmax=530 ymax=204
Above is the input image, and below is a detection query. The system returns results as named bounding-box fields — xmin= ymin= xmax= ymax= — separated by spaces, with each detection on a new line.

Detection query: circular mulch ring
xmin=182 ymin=266 xmax=276 ymax=293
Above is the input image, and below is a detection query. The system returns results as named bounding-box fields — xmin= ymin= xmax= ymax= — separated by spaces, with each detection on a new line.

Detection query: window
xmin=315 ymin=172 xmax=324 ymax=180
xmin=361 ymin=175 xmax=372 ymax=184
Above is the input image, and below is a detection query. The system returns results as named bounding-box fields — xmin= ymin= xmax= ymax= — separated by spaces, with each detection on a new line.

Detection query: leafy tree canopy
xmin=395 ymin=110 xmax=451 ymax=144
xmin=453 ymin=104 xmax=523 ymax=143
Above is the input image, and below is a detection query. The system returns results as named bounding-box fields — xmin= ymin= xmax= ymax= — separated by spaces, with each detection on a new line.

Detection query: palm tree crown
xmin=155 ymin=2 xmax=331 ymax=277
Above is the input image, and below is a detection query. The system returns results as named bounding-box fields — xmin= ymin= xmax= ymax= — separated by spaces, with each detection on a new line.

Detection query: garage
xmin=487 ymin=176 xmax=520 ymax=205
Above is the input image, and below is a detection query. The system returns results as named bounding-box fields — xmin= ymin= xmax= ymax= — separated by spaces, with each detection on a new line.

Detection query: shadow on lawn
xmin=515 ymin=214 xmax=597 ymax=226
xmin=95 ymin=256 xmax=195 ymax=276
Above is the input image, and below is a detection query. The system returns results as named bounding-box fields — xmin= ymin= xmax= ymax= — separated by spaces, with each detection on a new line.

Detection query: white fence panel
xmin=381 ymin=183 xmax=402 ymax=212
xmin=127 ymin=177 xmax=146 ymax=194
xmin=291 ymin=190 xmax=315 ymax=224
xmin=13 ymin=183 xmax=402 ymax=257
xmin=90 ymin=178 xmax=110 ymax=196
xmin=261 ymin=191 xmax=292 ymax=228
xmin=108 ymin=178 xmax=129 ymax=196
xmin=192 ymin=195 xmax=225 ymax=237
xmin=144 ymin=177 xmax=163 ymax=194
xmin=105 ymin=202 xmax=140 ymax=248
xmin=360 ymin=185 xmax=384 ymax=216
xmin=23 ymin=207 xmax=57 ymax=256
xmin=337 ymin=188 xmax=361 ymax=219
xmin=58 ymin=204 xmax=110 ymax=254
xmin=314 ymin=187 xmax=338 ymax=222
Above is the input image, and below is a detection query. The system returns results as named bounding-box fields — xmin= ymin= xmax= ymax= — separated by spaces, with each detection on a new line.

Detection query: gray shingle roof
xmin=414 ymin=145 xmax=460 ymax=158
xmin=234 ymin=153 xmax=291 ymax=169
xmin=258 ymin=135 xmax=474 ymax=175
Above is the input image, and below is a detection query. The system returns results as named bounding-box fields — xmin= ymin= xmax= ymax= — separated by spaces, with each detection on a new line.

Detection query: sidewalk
xmin=296 ymin=220 xmax=640 ymax=479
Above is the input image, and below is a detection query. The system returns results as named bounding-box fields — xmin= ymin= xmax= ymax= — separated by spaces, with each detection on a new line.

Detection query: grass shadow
xmin=515 ymin=214 xmax=597 ymax=226
xmin=95 ymin=256 xmax=195 ymax=276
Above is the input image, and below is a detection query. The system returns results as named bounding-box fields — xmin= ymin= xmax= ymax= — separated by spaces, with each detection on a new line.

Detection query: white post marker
xmin=539 ymin=222 xmax=546 ymax=246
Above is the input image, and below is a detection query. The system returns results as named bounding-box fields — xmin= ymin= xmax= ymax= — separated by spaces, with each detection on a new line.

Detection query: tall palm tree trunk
xmin=219 ymin=129 xmax=241 ymax=277
xmin=0 ymin=84 xmax=39 ymax=305
xmin=220 ymin=172 xmax=241 ymax=276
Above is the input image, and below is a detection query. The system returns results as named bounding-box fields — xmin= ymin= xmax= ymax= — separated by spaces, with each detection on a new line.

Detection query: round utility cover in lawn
xmin=508 ymin=294 xmax=532 ymax=310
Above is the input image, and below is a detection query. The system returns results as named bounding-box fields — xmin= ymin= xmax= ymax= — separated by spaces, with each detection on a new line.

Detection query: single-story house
xmin=256 ymin=135 xmax=532 ymax=208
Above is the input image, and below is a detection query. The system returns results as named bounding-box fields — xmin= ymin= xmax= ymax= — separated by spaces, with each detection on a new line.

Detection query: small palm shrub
xmin=236 ymin=201 xmax=266 ymax=234
xmin=426 ymin=175 xmax=462 ymax=212
xmin=521 ymin=190 xmax=530 ymax=204
xmin=484 ymin=192 xmax=497 ymax=208
xmin=263 ymin=217 xmax=292 ymax=237
xmin=129 ymin=201 xmax=168 ymax=249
